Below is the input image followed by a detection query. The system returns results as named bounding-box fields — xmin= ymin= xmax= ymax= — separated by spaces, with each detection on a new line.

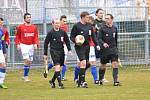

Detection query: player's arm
xmin=4 ymin=27 xmax=10 ymax=46
xmin=34 ymin=26 xmax=39 ymax=47
xmin=97 ymin=28 xmax=104 ymax=46
xmin=115 ymin=27 xmax=118 ymax=47
xmin=1 ymin=35 xmax=6 ymax=54
xmin=91 ymin=27 xmax=99 ymax=46
xmin=64 ymin=31 xmax=71 ymax=51
xmin=70 ymin=24 xmax=77 ymax=43
xmin=44 ymin=32 xmax=51 ymax=56
xmin=15 ymin=26 xmax=21 ymax=48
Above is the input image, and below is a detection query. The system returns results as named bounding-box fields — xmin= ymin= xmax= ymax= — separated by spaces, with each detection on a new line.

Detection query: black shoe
xmin=58 ymin=83 xmax=64 ymax=89
xmin=99 ymin=80 xmax=103 ymax=85
xmin=43 ymin=70 xmax=47 ymax=78
xmin=81 ymin=82 xmax=88 ymax=88
xmin=74 ymin=79 xmax=79 ymax=87
xmin=113 ymin=82 xmax=121 ymax=86
xmin=49 ymin=80 xmax=55 ymax=88
xmin=94 ymin=80 xmax=99 ymax=84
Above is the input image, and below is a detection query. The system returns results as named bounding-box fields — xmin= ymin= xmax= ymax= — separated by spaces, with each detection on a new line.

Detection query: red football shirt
xmin=60 ymin=24 xmax=68 ymax=33
xmin=15 ymin=23 xmax=39 ymax=46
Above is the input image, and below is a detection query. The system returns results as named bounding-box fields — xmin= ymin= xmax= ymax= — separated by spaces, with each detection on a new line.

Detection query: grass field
xmin=0 ymin=68 xmax=150 ymax=100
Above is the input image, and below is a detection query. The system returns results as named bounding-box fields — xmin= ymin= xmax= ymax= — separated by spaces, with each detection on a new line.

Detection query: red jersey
xmin=15 ymin=23 xmax=39 ymax=46
xmin=1 ymin=26 xmax=10 ymax=45
xmin=89 ymin=26 xmax=96 ymax=46
xmin=60 ymin=24 xmax=68 ymax=33
xmin=89 ymin=37 xmax=94 ymax=46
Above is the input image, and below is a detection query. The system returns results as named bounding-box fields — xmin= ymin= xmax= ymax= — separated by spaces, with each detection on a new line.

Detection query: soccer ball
xmin=75 ymin=35 xmax=85 ymax=45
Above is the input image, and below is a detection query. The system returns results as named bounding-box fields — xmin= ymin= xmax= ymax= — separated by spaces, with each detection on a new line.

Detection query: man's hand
xmin=43 ymin=55 xmax=48 ymax=61
xmin=96 ymin=45 xmax=100 ymax=51
xmin=17 ymin=44 xmax=21 ymax=50
xmin=103 ymin=43 xmax=109 ymax=48
xmin=34 ymin=44 xmax=38 ymax=49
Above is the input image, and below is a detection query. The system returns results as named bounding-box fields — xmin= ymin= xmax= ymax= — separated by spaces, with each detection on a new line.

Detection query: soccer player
xmin=15 ymin=13 xmax=39 ymax=82
xmin=73 ymin=16 xmax=99 ymax=84
xmin=97 ymin=14 xmax=120 ymax=86
xmin=94 ymin=8 xmax=109 ymax=83
xmin=0 ymin=18 xmax=10 ymax=51
xmin=0 ymin=20 xmax=7 ymax=89
xmin=44 ymin=19 xmax=71 ymax=89
xmin=44 ymin=15 xmax=69 ymax=81
xmin=70 ymin=11 xmax=100 ymax=88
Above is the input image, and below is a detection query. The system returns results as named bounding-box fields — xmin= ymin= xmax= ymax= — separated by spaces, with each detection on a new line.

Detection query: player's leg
xmin=90 ymin=61 xmax=99 ymax=84
xmin=74 ymin=57 xmax=80 ymax=82
xmin=99 ymin=56 xmax=108 ymax=85
xmin=20 ymin=44 xmax=33 ymax=82
xmin=61 ymin=46 xmax=68 ymax=81
xmin=111 ymin=55 xmax=120 ymax=86
xmin=48 ymin=63 xmax=54 ymax=70
xmin=0 ymin=50 xmax=7 ymax=89
xmin=89 ymin=46 xmax=98 ymax=84
xmin=61 ymin=60 xmax=67 ymax=80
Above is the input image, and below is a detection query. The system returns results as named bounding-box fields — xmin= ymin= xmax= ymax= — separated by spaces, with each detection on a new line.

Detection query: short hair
xmin=24 ymin=13 xmax=31 ymax=19
xmin=52 ymin=18 xmax=60 ymax=24
xmin=95 ymin=8 xmax=103 ymax=14
xmin=0 ymin=17 xmax=4 ymax=21
xmin=60 ymin=15 xmax=67 ymax=20
xmin=106 ymin=14 xmax=114 ymax=19
xmin=80 ymin=11 xmax=89 ymax=18
xmin=89 ymin=16 xmax=94 ymax=22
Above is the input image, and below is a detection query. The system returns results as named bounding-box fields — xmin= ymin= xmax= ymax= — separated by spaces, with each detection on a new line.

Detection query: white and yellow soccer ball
xmin=75 ymin=35 xmax=85 ymax=46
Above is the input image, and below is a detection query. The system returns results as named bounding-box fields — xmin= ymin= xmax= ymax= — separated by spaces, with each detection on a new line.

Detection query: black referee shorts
xmin=75 ymin=45 xmax=90 ymax=61
xmin=50 ymin=49 xmax=65 ymax=66
xmin=101 ymin=54 xmax=118 ymax=64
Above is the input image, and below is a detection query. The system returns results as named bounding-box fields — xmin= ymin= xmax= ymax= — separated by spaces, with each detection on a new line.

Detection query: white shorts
xmin=20 ymin=43 xmax=34 ymax=61
xmin=0 ymin=50 xmax=5 ymax=63
xmin=64 ymin=44 xmax=68 ymax=61
xmin=89 ymin=46 xmax=96 ymax=62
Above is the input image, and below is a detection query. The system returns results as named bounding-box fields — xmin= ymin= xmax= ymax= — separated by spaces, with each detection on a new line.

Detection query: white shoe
xmin=102 ymin=78 xmax=109 ymax=83
xmin=22 ymin=76 xmax=31 ymax=82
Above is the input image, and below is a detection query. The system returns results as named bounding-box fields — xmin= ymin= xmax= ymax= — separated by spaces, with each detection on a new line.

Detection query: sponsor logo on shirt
xmin=24 ymin=33 xmax=34 ymax=37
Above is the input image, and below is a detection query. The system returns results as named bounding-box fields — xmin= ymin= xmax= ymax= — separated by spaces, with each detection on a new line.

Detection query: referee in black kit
xmin=70 ymin=11 xmax=100 ymax=88
xmin=44 ymin=19 xmax=71 ymax=89
xmin=97 ymin=14 xmax=120 ymax=86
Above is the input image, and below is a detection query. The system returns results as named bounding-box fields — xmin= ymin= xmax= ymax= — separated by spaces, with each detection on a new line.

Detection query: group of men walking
xmin=0 ymin=8 xmax=120 ymax=89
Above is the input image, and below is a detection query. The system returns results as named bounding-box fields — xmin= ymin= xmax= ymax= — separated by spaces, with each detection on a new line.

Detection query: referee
xmin=97 ymin=14 xmax=120 ymax=86
xmin=44 ymin=19 xmax=71 ymax=89
xmin=70 ymin=11 xmax=100 ymax=88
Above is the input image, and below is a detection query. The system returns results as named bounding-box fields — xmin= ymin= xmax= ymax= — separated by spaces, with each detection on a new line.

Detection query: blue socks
xmin=48 ymin=63 xmax=54 ymax=70
xmin=24 ymin=65 xmax=30 ymax=77
xmin=74 ymin=66 xmax=79 ymax=81
xmin=90 ymin=65 xmax=98 ymax=81
xmin=61 ymin=64 xmax=67 ymax=79
xmin=0 ymin=68 xmax=6 ymax=84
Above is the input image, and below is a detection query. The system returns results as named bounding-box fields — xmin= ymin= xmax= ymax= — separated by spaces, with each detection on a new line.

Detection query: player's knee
xmin=79 ymin=60 xmax=86 ymax=68
xmin=24 ymin=59 xmax=31 ymax=65
xmin=54 ymin=64 xmax=61 ymax=71
xmin=100 ymin=64 xmax=106 ymax=69
xmin=112 ymin=61 xmax=118 ymax=68
xmin=89 ymin=61 xmax=96 ymax=66
xmin=0 ymin=63 xmax=6 ymax=67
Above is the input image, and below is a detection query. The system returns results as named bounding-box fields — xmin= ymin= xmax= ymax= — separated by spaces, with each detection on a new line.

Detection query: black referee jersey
xmin=44 ymin=28 xmax=71 ymax=55
xmin=70 ymin=22 xmax=99 ymax=46
xmin=98 ymin=24 xmax=118 ymax=56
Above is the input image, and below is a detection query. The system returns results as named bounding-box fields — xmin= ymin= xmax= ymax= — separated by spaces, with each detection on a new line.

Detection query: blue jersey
xmin=0 ymin=28 xmax=6 ymax=54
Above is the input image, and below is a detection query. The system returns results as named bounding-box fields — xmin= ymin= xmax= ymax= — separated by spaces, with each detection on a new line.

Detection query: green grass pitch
xmin=0 ymin=68 xmax=150 ymax=100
